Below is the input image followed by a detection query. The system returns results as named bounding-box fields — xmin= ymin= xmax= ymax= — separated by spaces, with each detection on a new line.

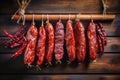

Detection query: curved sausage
xmin=65 ymin=21 xmax=75 ymax=62
xmin=98 ymin=23 xmax=107 ymax=46
xmin=87 ymin=21 xmax=98 ymax=61
xmin=45 ymin=22 xmax=54 ymax=65
xmin=54 ymin=22 xmax=64 ymax=63
xmin=74 ymin=21 xmax=86 ymax=63
xmin=24 ymin=25 xmax=38 ymax=66
xmin=36 ymin=26 xmax=46 ymax=66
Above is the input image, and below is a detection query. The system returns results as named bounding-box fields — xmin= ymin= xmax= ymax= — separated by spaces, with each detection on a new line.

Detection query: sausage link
xmin=74 ymin=21 xmax=86 ymax=63
xmin=96 ymin=24 xmax=104 ymax=55
xmin=87 ymin=21 xmax=98 ymax=60
xmin=45 ymin=22 xmax=54 ymax=64
xmin=36 ymin=26 xmax=46 ymax=66
xmin=97 ymin=34 xmax=104 ymax=55
xmin=24 ymin=25 xmax=38 ymax=66
xmin=65 ymin=21 xmax=76 ymax=62
xmin=54 ymin=22 xmax=64 ymax=62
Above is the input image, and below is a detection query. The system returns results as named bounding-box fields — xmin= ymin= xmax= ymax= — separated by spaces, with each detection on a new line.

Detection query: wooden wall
xmin=0 ymin=0 xmax=120 ymax=80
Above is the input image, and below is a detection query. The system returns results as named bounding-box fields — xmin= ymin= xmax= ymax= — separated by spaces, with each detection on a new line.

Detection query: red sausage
xmin=36 ymin=26 xmax=46 ymax=66
xmin=54 ymin=22 xmax=64 ymax=63
xmin=45 ymin=22 xmax=54 ymax=65
xmin=87 ymin=21 xmax=98 ymax=61
xmin=65 ymin=21 xmax=76 ymax=62
xmin=74 ymin=21 xmax=86 ymax=63
xmin=98 ymin=23 xmax=107 ymax=46
xmin=24 ymin=25 xmax=38 ymax=66
xmin=97 ymin=34 xmax=104 ymax=55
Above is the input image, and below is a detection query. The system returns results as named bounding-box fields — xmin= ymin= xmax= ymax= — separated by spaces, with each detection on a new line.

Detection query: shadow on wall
xmin=111 ymin=14 xmax=120 ymax=36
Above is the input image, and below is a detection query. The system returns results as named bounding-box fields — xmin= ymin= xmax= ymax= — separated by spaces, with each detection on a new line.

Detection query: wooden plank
xmin=0 ymin=0 xmax=120 ymax=14
xmin=0 ymin=53 xmax=120 ymax=73
xmin=0 ymin=75 xmax=120 ymax=80
xmin=0 ymin=37 xmax=120 ymax=53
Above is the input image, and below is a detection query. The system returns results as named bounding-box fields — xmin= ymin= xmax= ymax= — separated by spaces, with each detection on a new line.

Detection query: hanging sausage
xmin=87 ymin=19 xmax=98 ymax=61
xmin=54 ymin=16 xmax=64 ymax=64
xmin=45 ymin=15 xmax=54 ymax=65
xmin=36 ymin=15 xmax=46 ymax=69
xmin=24 ymin=15 xmax=38 ymax=67
xmin=74 ymin=19 xmax=86 ymax=63
xmin=65 ymin=15 xmax=76 ymax=63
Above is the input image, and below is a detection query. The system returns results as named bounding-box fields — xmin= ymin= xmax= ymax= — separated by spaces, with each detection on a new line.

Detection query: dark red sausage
xmin=54 ymin=22 xmax=64 ymax=63
xmin=45 ymin=22 xmax=54 ymax=65
xmin=98 ymin=23 xmax=107 ymax=46
xmin=65 ymin=21 xmax=76 ymax=62
xmin=36 ymin=26 xmax=46 ymax=66
xmin=74 ymin=21 xmax=86 ymax=63
xmin=87 ymin=21 xmax=98 ymax=61
xmin=24 ymin=25 xmax=38 ymax=66
xmin=97 ymin=34 xmax=104 ymax=55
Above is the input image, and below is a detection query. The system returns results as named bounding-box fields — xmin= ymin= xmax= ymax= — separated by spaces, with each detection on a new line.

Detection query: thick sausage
xmin=36 ymin=26 xmax=46 ymax=66
xmin=54 ymin=22 xmax=64 ymax=63
xmin=87 ymin=21 xmax=98 ymax=60
xmin=65 ymin=21 xmax=76 ymax=62
xmin=74 ymin=21 xmax=86 ymax=63
xmin=24 ymin=25 xmax=38 ymax=66
xmin=45 ymin=22 xmax=54 ymax=65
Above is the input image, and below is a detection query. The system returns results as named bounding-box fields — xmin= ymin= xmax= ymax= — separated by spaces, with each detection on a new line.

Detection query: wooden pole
xmin=13 ymin=14 xmax=115 ymax=21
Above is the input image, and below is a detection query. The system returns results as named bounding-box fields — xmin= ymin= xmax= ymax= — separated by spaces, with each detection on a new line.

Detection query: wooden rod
xmin=13 ymin=14 xmax=115 ymax=21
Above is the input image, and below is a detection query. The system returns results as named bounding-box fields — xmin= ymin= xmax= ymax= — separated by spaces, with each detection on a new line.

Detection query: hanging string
xmin=59 ymin=15 xmax=61 ymax=22
xmin=102 ymin=0 xmax=109 ymax=19
xmin=41 ymin=14 xmax=44 ymax=26
xmin=68 ymin=14 xmax=71 ymax=22
xmin=32 ymin=14 xmax=35 ymax=25
xmin=11 ymin=0 xmax=31 ymax=25
xmin=46 ymin=14 xmax=49 ymax=23
xmin=91 ymin=15 xmax=93 ymax=22
xmin=76 ymin=13 xmax=80 ymax=21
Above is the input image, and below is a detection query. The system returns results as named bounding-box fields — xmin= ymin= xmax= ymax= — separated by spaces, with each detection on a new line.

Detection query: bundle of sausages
xmin=3 ymin=19 xmax=107 ymax=69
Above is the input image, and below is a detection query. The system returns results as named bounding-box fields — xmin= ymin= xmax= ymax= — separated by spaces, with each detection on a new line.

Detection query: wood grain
xmin=0 ymin=53 xmax=119 ymax=73
xmin=0 ymin=0 xmax=120 ymax=14
xmin=0 ymin=75 xmax=120 ymax=80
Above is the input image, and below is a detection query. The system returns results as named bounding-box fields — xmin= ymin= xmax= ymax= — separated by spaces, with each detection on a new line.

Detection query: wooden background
xmin=0 ymin=0 xmax=120 ymax=80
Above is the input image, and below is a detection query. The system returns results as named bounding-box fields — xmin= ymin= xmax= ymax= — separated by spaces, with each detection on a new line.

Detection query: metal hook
xmin=41 ymin=14 xmax=44 ymax=26
xmin=32 ymin=14 xmax=35 ymax=25
xmin=59 ymin=14 xmax=61 ymax=22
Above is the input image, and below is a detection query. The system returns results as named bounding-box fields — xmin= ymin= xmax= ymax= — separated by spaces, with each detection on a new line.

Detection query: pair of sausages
xmin=87 ymin=21 xmax=107 ymax=61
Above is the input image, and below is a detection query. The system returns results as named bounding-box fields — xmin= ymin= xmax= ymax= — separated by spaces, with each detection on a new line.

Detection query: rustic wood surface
xmin=0 ymin=75 xmax=120 ymax=80
xmin=0 ymin=0 xmax=120 ymax=80
xmin=0 ymin=53 xmax=120 ymax=73
xmin=0 ymin=0 xmax=120 ymax=14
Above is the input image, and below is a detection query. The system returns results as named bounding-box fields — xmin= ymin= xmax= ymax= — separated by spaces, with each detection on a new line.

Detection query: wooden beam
xmin=13 ymin=14 xmax=115 ymax=21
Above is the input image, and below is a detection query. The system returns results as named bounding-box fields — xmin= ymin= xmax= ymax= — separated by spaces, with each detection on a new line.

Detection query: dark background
xmin=0 ymin=0 xmax=120 ymax=80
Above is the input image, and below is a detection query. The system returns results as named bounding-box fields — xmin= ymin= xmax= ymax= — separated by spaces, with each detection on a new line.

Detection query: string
xmin=32 ymin=14 xmax=35 ymax=25
xmin=46 ymin=14 xmax=49 ymax=23
xmin=41 ymin=14 xmax=44 ymax=26
xmin=59 ymin=14 xmax=61 ymax=22
xmin=68 ymin=14 xmax=71 ymax=21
